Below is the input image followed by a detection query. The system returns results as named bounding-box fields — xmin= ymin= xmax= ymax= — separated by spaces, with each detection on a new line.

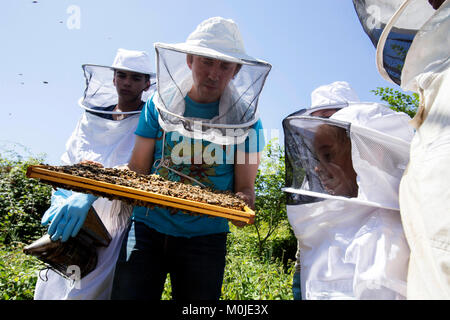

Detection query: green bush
xmin=0 ymin=155 xmax=51 ymax=245
xmin=157 ymin=223 xmax=296 ymax=300
xmin=372 ymin=87 xmax=419 ymax=118
xmin=0 ymin=145 xmax=296 ymax=300
xmin=0 ymin=243 xmax=45 ymax=300
xmin=0 ymin=151 xmax=51 ymax=300
xmin=253 ymin=140 xmax=288 ymax=256
xmin=221 ymin=224 xmax=295 ymax=300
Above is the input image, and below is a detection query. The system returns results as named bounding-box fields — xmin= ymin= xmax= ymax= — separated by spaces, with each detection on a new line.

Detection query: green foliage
xmin=159 ymin=222 xmax=295 ymax=300
xmin=1 ymin=142 xmax=296 ymax=300
xmin=372 ymin=87 xmax=419 ymax=118
xmin=219 ymin=140 xmax=296 ymax=300
xmin=0 ymin=154 xmax=51 ymax=244
xmin=253 ymin=140 xmax=294 ymax=258
xmin=160 ymin=140 xmax=296 ymax=300
xmin=221 ymin=224 xmax=295 ymax=300
xmin=161 ymin=274 xmax=172 ymax=300
xmin=0 ymin=150 xmax=51 ymax=299
xmin=0 ymin=243 xmax=45 ymax=300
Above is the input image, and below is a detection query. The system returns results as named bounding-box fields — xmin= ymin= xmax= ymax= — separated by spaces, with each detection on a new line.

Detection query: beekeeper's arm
xmin=40 ymin=179 xmax=97 ymax=243
xmin=234 ymin=150 xmax=261 ymax=210
xmin=232 ymin=122 xmax=265 ymax=227
xmin=41 ymin=169 xmax=98 ymax=242
xmin=127 ymin=136 xmax=156 ymax=174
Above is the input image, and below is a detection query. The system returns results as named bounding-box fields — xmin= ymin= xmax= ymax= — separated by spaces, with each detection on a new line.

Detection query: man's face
xmin=313 ymin=124 xmax=358 ymax=197
xmin=113 ymin=70 xmax=150 ymax=103
xmin=187 ymin=55 xmax=239 ymax=104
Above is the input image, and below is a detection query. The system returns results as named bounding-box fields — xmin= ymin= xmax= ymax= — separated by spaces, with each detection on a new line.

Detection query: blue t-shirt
xmin=133 ymin=94 xmax=265 ymax=237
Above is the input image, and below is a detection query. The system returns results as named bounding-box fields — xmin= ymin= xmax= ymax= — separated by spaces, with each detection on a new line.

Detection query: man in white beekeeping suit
xmin=283 ymin=82 xmax=414 ymax=299
xmin=353 ymin=0 xmax=450 ymax=299
xmin=34 ymin=48 xmax=155 ymax=300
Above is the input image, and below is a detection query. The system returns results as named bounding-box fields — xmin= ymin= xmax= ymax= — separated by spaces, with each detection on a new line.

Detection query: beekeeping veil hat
xmin=283 ymin=100 xmax=414 ymax=210
xmin=283 ymin=81 xmax=359 ymax=204
xmin=153 ymin=17 xmax=272 ymax=145
xmin=352 ymin=0 xmax=448 ymax=89
xmin=301 ymin=81 xmax=360 ymax=116
xmin=78 ymin=48 xmax=156 ymax=116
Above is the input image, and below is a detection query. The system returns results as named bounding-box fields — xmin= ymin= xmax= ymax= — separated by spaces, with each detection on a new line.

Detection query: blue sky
xmin=0 ymin=0 xmax=399 ymax=165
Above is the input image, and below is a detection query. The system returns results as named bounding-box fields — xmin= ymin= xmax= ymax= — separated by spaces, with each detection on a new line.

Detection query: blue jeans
xmin=111 ymin=221 xmax=227 ymax=300
xmin=292 ymin=270 xmax=302 ymax=300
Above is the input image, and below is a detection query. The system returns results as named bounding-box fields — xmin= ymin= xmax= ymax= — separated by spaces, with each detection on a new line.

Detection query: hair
xmin=316 ymin=124 xmax=349 ymax=144
xmin=187 ymin=54 xmax=242 ymax=76
xmin=113 ymin=69 xmax=151 ymax=82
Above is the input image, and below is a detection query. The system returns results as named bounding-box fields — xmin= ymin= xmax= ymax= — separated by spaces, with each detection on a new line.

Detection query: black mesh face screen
xmin=283 ymin=116 xmax=352 ymax=205
xmin=352 ymin=0 xmax=415 ymax=85
xmin=352 ymin=0 xmax=434 ymax=85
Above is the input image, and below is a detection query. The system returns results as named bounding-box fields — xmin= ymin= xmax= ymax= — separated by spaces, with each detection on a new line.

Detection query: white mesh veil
xmin=152 ymin=17 xmax=271 ymax=145
xmin=283 ymin=102 xmax=414 ymax=210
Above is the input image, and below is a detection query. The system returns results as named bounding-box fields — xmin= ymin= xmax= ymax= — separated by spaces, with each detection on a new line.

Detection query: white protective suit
xmin=285 ymin=81 xmax=360 ymax=283
xmin=354 ymin=0 xmax=450 ymax=299
xmin=283 ymin=102 xmax=414 ymax=299
xmin=34 ymin=113 xmax=139 ymax=300
xmin=34 ymin=49 xmax=155 ymax=299
xmin=398 ymin=1 xmax=450 ymax=299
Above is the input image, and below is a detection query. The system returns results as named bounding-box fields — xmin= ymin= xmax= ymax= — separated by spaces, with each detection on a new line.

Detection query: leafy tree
xmin=253 ymin=139 xmax=295 ymax=259
xmin=372 ymin=87 xmax=419 ymax=118
xmin=0 ymin=153 xmax=51 ymax=245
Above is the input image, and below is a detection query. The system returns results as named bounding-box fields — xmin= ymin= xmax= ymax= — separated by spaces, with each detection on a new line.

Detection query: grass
xmin=1 ymin=222 xmax=296 ymax=300
xmin=161 ymin=222 xmax=296 ymax=300
xmin=0 ymin=242 xmax=45 ymax=300
xmin=221 ymin=223 xmax=295 ymax=300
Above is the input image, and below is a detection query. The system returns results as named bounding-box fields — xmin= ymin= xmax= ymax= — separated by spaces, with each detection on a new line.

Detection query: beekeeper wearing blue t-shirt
xmin=111 ymin=17 xmax=271 ymax=300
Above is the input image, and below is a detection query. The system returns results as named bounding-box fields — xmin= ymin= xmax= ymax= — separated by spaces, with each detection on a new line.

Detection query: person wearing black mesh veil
xmin=285 ymin=81 xmax=359 ymax=300
xmin=283 ymin=82 xmax=415 ymax=299
xmin=353 ymin=0 xmax=450 ymax=299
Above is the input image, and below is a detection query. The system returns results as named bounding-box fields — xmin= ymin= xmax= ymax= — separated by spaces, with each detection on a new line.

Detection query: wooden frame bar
xmin=27 ymin=165 xmax=255 ymax=224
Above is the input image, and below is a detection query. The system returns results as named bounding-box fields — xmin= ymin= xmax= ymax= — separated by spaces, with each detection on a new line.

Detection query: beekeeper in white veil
xmin=283 ymin=83 xmax=415 ymax=299
xmin=353 ymin=0 xmax=450 ymax=299
xmin=34 ymin=48 xmax=156 ymax=300
xmin=285 ymin=81 xmax=360 ymax=300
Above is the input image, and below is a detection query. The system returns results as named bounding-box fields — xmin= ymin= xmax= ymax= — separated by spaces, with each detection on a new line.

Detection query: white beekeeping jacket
xmin=35 ymin=54 xmax=155 ymax=300
xmin=355 ymin=0 xmax=450 ymax=299
xmin=395 ymin=1 xmax=450 ymax=299
xmin=283 ymin=102 xmax=414 ymax=299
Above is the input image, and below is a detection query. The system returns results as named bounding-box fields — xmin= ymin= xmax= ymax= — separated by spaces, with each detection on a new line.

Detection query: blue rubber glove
xmin=41 ymin=188 xmax=73 ymax=226
xmin=47 ymin=192 xmax=98 ymax=242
